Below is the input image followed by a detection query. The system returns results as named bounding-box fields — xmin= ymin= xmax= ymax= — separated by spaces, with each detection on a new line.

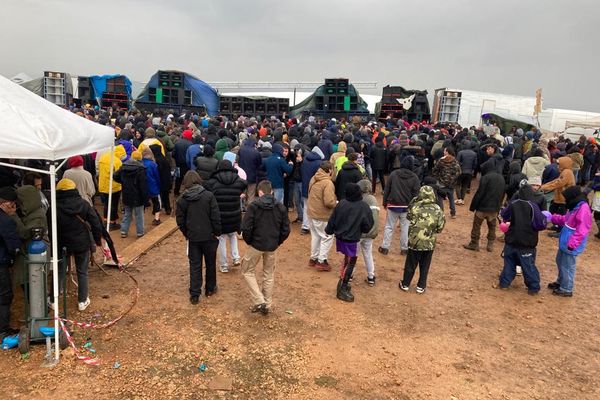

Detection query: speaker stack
xmin=219 ymin=96 xmax=289 ymax=118
xmin=136 ymin=70 xmax=206 ymax=114
xmin=377 ymin=86 xmax=431 ymax=122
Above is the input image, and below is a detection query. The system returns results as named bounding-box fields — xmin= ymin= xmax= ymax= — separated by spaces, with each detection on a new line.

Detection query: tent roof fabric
xmin=565 ymin=116 xmax=600 ymax=129
xmin=0 ymin=74 xmax=115 ymax=160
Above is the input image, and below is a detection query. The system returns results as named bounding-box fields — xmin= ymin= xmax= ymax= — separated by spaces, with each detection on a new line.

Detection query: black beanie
xmin=400 ymin=155 xmax=414 ymax=170
xmin=563 ymin=185 xmax=586 ymax=210
xmin=345 ymin=183 xmax=362 ymax=202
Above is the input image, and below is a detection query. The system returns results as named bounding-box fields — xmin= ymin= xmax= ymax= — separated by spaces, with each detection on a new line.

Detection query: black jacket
xmin=241 ymin=194 xmax=290 ymax=252
xmin=501 ymin=186 xmax=547 ymax=248
xmin=196 ymin=156 xmax=219 ymax=181
xmin=150 ymin=144 xmax=172 ymax=192
xmin=0 ymin=209 xmax=21 ymax=266
xmin=325 ymin=191 xmax=374 ymax=243
xmin=173 ymin=138 xmax=192 ymax=168
xmin=176 ymin=184 xmax=221 ymax=242
xmin=114 ymin=159 xmax=148 ymax=207
xmin=56 ymin=189 xmax=102 ymax=254
xmin=204 ymin=166 xmax=248 ymax=234
xmin=383 ymin=168 xmax=420 ymax=207
xmin=370 ymin=142 xmax=388 ymax=170
xmin=470 ymin=158 xmax=506 ymax=213
xmin=457 ymin=148 xmax=478 ymax=175
xmin=335 ymin=162 xmax=363 ymax=200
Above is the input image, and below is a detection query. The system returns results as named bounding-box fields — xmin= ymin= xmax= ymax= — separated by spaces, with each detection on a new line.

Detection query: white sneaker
xmin=416 ymin=286 xmax=426 ymax=294
xmin=78 ymin=298 xmax=91 ymax=311
xmin=233 ymin=258 xmax=241 ymax=267
xmin=516 ymin=266 xmax=523 ymax=276
xmin=220 ymin=265 xmax=229 ymax=273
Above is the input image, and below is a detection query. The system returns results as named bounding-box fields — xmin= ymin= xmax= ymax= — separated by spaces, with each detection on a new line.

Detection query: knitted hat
xmin=68 ymin=155 xmax=84 ymax=168
xmin=182 ymin=130 xmax=193 ymax=140
xmin=0 ymin=187 xmax=17 ymax=201
xmin=57 ymin=178 xmax=76 ymax=191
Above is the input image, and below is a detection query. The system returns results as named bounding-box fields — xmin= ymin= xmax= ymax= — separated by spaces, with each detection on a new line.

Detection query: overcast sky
xmin=1 ymin=0 xmax=598 ymax=112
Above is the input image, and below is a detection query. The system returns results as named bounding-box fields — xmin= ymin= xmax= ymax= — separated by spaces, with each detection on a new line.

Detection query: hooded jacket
xmin=173 ymin=137 xmax=192 ymax=168
xmin=505 ymin=161 xmax=527 ymax=200
xmin=56 ymin=189 xmax=102 ymax=254
xmin=383 ymin=164 xmax=420 ymax=208
xmin=358 ymin=180 xmax=380 ymax=239
xmin=156 ymin=129 xmax=174 ymax=152
xmin=238 ymin=138 xmax=262 ymax=184
xmin=551 ymin=195 xmax=592 ymax=255
xmin=432 ymin=155 xmax=461 ymax=188
xmin=335 ymin=162 xmax=363 ymax=200
xmin=457 ymin=147 xmax=478 ymax=175
xmin=63 ymin=166 xmax=95 ymax=205
xmin=307 ymin=168 xmax=337 ymax=220
xmin=204 ymin=165 xmax=248 ymax=234
xmin=98 ymin=145 xmax=126 ymax=194
xmin=540 ymin=157 xmax=575 ymax=205
xmin=196 ymin=155 xmax=219 ymax=181
xmin=470 ymin=157 xmax=506 ymax=213
xmin=241 ymin=194 xmax=290 ymax=251
xmin=330 ymin=141 xmax=347 ymax=180
xmin=407 ymin=185 xmax=445 ymax=251
xmin=501 ymin=185 xmax=547 ymax=249
xmin=300 ymin=147 xmax=325 ymax=198
xmin=142 ymin=158 xmax=161 ymax=197
xmin=176 ymin=184 xmax=221 ymax=242
xmin=114 ymin=159 xmax=148 ymax=207
xmin=522 ymin=156 xmax=550 ymax=180
xmin=214 ymin=138 xmax=229 ymax=161
xmin=369 ymin=141 xmax=388 ymax=170
xmin=325 ymin=183 xmax=374 ymax=243
xmin=262 ymin=144 xmax=293 ymax=189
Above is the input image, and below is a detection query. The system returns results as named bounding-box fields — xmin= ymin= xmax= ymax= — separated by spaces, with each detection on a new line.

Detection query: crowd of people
xmin=1 ymin=106 xmax=599 ymax=337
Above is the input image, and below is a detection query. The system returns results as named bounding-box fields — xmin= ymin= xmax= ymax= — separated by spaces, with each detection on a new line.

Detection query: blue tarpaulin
xmin=89 ymin=75 xmax=133 ymax=105
xmin=135 ymin=70 xmax=220 ymax=116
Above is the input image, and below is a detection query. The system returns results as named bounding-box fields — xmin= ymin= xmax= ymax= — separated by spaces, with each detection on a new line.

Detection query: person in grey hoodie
xmin=357 ymin=180 xmax=379 ymax=286
xmin=522 ymin=148 xmax=550 ymax=180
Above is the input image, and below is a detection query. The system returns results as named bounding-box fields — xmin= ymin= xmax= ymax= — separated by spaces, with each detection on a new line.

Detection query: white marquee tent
xmin=0 ymin=74 xmax=114 ymax=361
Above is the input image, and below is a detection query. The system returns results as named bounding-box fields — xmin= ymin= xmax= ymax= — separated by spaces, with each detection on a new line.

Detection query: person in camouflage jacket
xmin=432 ymin=147 xmax=462 ymax=217
xmin=399 ymin=185 xmax=446 ymax=294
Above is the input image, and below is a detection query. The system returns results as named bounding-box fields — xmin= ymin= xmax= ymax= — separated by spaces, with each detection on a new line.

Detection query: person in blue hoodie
xmin=186 ymin=136 xmax=203 ymax=171
xmin=141 ymin=148 xmax=162 ymax=225
xmin=262 ymin=144 xmax=293 ymax=204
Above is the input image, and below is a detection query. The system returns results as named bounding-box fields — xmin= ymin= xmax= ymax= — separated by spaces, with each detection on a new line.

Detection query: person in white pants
xmin=218 ymin=233 xmax=240 ymax=272
xmin=307 ymin=161 xmax=337 ymax=271
xmin=357 ymin=180 xmax=379 ymax=285
xmin=381 ymin=210 xmax=410 ymax=254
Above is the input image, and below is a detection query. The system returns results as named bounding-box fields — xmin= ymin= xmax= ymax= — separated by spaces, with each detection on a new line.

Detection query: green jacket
xmin=215 ymin=139 xmax=230 ymax=161
xmin=407 ymin=185 xmax=445 ymax=251
xmin=156 ymin=129 xmax=174 ymax=152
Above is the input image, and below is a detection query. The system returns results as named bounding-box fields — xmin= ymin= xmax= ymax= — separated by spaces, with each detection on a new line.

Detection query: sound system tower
xmin=219 ymin=96 xmax=289 ymax=117
xmin=311 ymin=78 xmax=368 ymax=120
xmin=136 ymin=70 xmax=206 ymax=114
xmin=377 ymin=86 xmax=431 ymax=122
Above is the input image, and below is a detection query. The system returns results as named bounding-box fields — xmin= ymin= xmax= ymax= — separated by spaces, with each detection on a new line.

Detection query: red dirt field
xmin=1 ymin=189 xmax=599 ymax=400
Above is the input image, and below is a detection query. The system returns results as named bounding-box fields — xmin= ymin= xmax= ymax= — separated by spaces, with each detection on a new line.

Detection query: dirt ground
xmin=1 ymin=188 xmax=600 ymax=400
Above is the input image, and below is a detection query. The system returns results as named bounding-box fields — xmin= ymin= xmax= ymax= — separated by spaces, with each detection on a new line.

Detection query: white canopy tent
xmin=565 ymin=116 xmax=600 ymax=130
xmin=0 ymin=74 xmax=114 ymax=362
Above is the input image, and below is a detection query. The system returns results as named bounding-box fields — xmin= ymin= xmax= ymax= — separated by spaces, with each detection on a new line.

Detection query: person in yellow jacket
xmin=138 ymin=128 xmax=165 ymax=156
xmin=98 ymin=145 xmax=126 ymax=230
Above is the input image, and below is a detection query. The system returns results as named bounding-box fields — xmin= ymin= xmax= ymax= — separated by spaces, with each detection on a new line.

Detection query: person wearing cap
xmin=63 ymin=155 xmax=96 ymax=206
xmin=547 ymin=186 xmax=592 ymax=296
xmin=55 ymin=179 xmax=103 ymax=311
xmin=114 ymin=151 xmax=148 ymax=238
xmin=0 ymin=187 xmax=21 ymax=338
xmin=325 ymin=183 xmax=374 ymax=302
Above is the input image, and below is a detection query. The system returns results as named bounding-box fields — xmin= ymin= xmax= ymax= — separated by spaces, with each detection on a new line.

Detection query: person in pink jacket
xmin=548 ymin=185 xmax=592 ymax=296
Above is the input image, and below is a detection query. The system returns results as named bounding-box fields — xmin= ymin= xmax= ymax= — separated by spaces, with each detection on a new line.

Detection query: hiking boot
xmin=366 ymin=276 xmax=376 ymax=286
xmin=399 ymin=283 xmax=409 ymax=291
xmin=547 ymin=281 xmax=560 ymax=290
xmin=463 ymin=242 xmax=479 ymax=251
xmin=552 ymin=288 xmax=573 ymax=297
xmin=308 ymin=258 xmax=317 ymax=267
xmin=251 ymin=303 xmax=267 ymax=313
xmin=378 ymin=247 xmax=389 ymax=255
xmin=205 ymin=286 xmax=218 ymax=297
xmin=337 ymin=284 xmax=354 ymax=302
xmin=190 ymin=296 xmax=199 ymax=305
xmin=486 ymin=241 xmax=494 ymax=252
xmin=315 ymin=260 xmax=331 ymax=271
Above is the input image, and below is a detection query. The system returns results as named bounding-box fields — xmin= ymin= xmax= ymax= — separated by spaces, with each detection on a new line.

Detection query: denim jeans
xmin=290 ymin=181 xmax=303 ymax=221
xmin=381 ymin=210 xmax=409 ymax=251
xmin=121 ymin=206 xmax=144 ymax=236
xmin=218 ymin=233 xmax=240 ymax=267
xmin=70 ymin=251 xmax=91 ymax=302
xmin=499 ymin=244 xmax=540 ymax=292
xmin=273 ymin=188 xmax=284 ymax=204
xmin=442 ymin=186 xmax=456 ymax=216
xmin=556 ymin=249 xmax=577 ymax=293
xmin=359 ymin=238 xmax=375 ymax=278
